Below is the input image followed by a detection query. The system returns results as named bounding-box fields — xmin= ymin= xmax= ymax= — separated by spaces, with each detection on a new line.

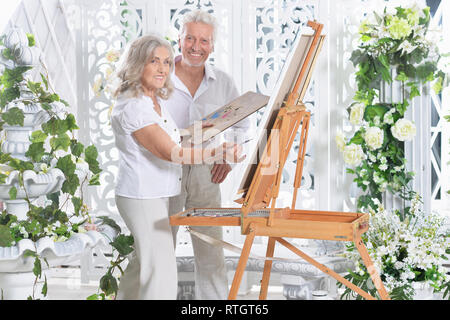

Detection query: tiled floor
xmin=45 ymin=267 xmax=286 ymax=300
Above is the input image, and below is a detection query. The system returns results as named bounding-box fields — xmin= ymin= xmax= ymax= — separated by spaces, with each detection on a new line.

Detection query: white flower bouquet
xmin=340 ymin=196 xmax=450 ymax=300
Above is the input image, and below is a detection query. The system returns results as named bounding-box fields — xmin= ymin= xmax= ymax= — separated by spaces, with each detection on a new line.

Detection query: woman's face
xmin=141 ymin=46 xmax=171 ymax=94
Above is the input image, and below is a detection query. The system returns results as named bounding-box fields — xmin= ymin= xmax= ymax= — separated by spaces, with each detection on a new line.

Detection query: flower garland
xmin=337 ymin=3 xmax=446 ymax=212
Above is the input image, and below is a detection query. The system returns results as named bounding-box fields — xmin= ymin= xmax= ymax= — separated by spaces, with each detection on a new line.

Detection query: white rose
xmin=364 ymin=126 xmax=384 ymax=150
xmin=391 ymin=118 xmax=416 ymax=141
xmin=349 ymin=103 xmax=365 ymax=126
xmin=343 ymin=143 xmax=365 ymax=166
xmin=335 ymin=131 xmax=346 ymax=152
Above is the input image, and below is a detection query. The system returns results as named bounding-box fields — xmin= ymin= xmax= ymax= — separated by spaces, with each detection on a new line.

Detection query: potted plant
xmin=0 ymin=27 xmax=130 ymax=300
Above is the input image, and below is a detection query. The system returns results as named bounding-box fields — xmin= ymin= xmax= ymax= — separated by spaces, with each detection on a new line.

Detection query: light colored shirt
xmin=164 ymin=55 xmax=252 ymax=149
xmin=111 ymin=95 xmax=182 ymax=199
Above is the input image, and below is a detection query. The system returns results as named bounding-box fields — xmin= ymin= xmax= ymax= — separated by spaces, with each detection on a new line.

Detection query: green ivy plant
xmin=0 ymin=30 xmax=106 ymax=299
xmin=86 ymin=216 xmax=134 ymax=300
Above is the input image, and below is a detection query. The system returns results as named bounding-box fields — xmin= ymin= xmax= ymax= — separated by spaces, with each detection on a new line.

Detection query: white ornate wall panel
xmin=5 ymin=0 xmax=77 ymax=112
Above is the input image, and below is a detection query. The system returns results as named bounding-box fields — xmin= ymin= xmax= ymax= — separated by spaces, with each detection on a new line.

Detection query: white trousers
xmin=169 ymin=164 xmax=229 ymax=300
xmin=115 ymin=195 xmax=177 ymax=300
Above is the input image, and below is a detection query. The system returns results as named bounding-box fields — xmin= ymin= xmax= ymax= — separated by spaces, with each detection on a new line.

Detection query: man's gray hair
xmin=180 ymin=9 xmax=218 ymax=42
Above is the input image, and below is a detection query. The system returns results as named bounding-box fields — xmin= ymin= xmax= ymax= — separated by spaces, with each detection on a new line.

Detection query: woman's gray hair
xmin=180 ymin=9 xmax=218 ymax=43
xmin=114 ymin=34 xmax=174 ymax=99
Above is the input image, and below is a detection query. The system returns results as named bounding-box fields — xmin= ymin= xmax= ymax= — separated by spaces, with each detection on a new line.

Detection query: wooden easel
xmin=170 ymin=21 xmax=390 ymax=300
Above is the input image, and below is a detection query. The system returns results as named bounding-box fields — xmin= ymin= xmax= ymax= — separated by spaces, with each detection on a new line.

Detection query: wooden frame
xmin=170 ymin=21 xmax=390 ymax=300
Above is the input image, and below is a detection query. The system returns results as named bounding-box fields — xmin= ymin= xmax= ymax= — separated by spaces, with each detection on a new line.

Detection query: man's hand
xmin=211 ymin=163 xmax=232 ymax=184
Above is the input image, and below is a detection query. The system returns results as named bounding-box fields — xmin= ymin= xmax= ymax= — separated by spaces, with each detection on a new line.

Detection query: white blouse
xmin=111 ymin=95 xmax=182 ymax=199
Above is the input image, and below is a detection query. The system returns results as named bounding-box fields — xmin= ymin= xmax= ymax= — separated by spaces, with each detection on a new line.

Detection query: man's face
xmin=179 ymin=22 xmax=214 ymax=67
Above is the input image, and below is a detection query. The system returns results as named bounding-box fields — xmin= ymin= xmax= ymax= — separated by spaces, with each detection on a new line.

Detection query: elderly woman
xmin=111 ymin=34 xmax=243 ymax=300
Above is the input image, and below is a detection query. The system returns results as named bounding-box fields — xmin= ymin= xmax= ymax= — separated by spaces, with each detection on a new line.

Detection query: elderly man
xmin=165 ymin=9 xmax=251 ymax=300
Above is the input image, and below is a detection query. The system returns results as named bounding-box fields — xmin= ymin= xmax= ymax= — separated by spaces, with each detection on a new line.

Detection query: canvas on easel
xmin=237 ymin=30 xmax=325 ymax=195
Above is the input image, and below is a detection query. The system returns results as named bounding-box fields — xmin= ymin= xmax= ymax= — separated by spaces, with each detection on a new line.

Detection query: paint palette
xmin=183 ymin=91 xmax=269 ymax=144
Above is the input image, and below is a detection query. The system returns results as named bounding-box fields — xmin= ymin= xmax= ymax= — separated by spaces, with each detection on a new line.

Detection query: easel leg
xmin=228 ymin=229 xmax=256 ymax=300
xmin=354 ymin=238 xmax=390 ymax=300
xmin=259 ymin=237 xmax=276 ymax=300
xmin=275 ymin=237 xmax=377 ymax=300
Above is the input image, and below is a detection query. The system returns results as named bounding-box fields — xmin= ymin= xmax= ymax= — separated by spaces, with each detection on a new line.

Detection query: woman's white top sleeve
xmin=111 ymin=95 xmax=182 ymax=199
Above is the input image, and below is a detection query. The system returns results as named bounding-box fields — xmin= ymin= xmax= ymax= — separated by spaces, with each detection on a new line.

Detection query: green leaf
xmin=65 ymin=114 xmax=79 ymax=131
xmin=88 ymin=173 xmax=100 ymax=186
xmin=8 ymin=158 xmax=34 ymax=171
xmin=432 ymin=76 xmax=443 ymax=94
xmin=350 ymin=49 xmax=366 ymax=67
xmin=407 ymin=82 xmax=420 ymax=99
xmin=99 ymin=273 xmax=118 ymax=296
xmin=40 ymin=73 xmax=48 ymax=90
xmin=98 ymin=216 xmax=121 ymax=233
xmin=1 ymin=107 xmax=24 ymax=126
xmin=87 ymin=293 xmax=104 ymax=300
xmin=61 ymin=173 xmax=79 ymax=196
xmin=0 ymin=225 xmax=14 ymax=247
xmin=0 ymin=153 xmax=12 ymax=163
xmin=32 ymin=256 xmax=42 ymax=278
xmin=395 ymin=71 xmax=408 ymax=82
xmin=378 ymin=54 xmax=390 ymax=70
xmin=110 ymin=234 xmax=134 ymax=256
xmin=23 ymin=249 xmax=37 ymax=258
xmin=1 ymin=66 xmax=31 ymax=88
xmin=42 ymin=118 xmax=68 ymax=136
xmin=26 ymin=33 xmax=35 ymax=47
xmin=0 ymin=87 xmax=20 ymax=107
xmin=50 ymin=133 xmax=71 ymax=151
xmin=8 ymin=186 xmax=17 ymax=200
xmin=71 ymin=197 xmax=82 ymax=216
xmin=46 ymin=192 xmax=60 ymax=208
xmin=70 ymin=141 xmax=84 ymax=157
xmin=2 ymin=47 xmax=14 ymax=60
xmin=364 ymin=104 xmax=389 ymax=122
xmin=84 ymin=145 xmax=101 ymax=174
xmin=56 ymin=155 xmax=76 ymax=176
xmin=84 ymin=145 xmax=98 ymax=161
xmin=0 ymin=173 xmax=8 ymax=185
xmin=349 ymin=130 xmax=364 ymax=145
xmin=41 ymin=276 xmax=48 ymax=296
xmin=25 ymin=142 xmax=45 ymax=162
xmin=30 ymin=130 xmax=48 ymax=143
